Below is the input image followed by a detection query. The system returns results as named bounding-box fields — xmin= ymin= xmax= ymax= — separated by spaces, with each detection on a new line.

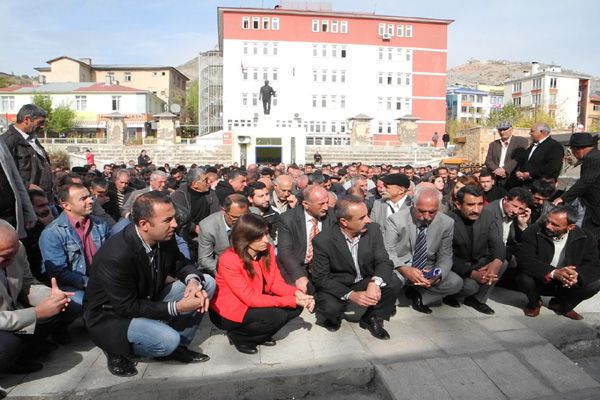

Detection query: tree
xmin=0 ymin=76 xmax=10 ymax=88
xmin=32 ymin=94 xmax=53 ymax=118
xmin=47 ymin=105 xmax=75 ymax=135
xmin=183 ymin=79 xmax=198 ymax=125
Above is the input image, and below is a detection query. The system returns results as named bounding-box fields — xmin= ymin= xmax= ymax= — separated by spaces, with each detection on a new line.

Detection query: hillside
xmin=0 ymin=72 xmax=34 ymax=87
xmin=177 ymin=57 xmax=198 ymax=81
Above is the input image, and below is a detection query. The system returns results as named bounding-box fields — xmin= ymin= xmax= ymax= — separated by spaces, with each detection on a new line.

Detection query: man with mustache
xmin=39 ymin=183 xmax=111 ymax=343
xmin=22 ymin=190 xmax=55 ymax=283
xmin=444 ymin=185 xmax=506 ymax=314
xmin=515 ymin=205 xmax=600 ymax=319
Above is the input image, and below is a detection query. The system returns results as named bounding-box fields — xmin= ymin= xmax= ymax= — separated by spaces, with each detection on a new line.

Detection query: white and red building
xmin=217 ymin=5 xmax=452 ymax=145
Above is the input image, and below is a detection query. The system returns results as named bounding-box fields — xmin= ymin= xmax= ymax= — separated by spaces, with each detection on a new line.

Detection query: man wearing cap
xmin=369 ymin=174 xmax=411 ymax=234
xmin=484 ymin=121 xmax=529 ymax=187
xmin=554 ymin=133 xmax=600 ymax=242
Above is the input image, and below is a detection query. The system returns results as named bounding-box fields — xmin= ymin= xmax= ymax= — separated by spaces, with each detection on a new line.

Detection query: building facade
xmin=446 ymin=86 xmax=493 ymax=123
xmin=503 ymin=62 xmax=591 ymax=129
xmin=587 ymin=95 xmax=600 ymax=130
xmin=0 ymin=82 xmax=165 ymax=139
xmin=34 ymin=56 xmax=188 ymax=107
xmin=216 ymin=6 xmax=452 ymax=145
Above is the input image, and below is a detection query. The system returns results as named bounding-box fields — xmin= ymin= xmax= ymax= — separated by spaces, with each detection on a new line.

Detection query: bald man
xmin=271 ymin=174 xmax=297 ymax=213
xmin=0 ymin=220 xmax=73 ymax=374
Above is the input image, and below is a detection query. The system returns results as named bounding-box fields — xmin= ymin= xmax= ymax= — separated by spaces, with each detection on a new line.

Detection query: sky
xmin=1 ymin=0 xmax=599 ymax=77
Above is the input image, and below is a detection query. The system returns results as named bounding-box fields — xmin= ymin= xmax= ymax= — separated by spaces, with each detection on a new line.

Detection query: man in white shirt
xmin=370 ymin=173 xmax=411 ymax=233
xmin=515 ymin=205 xmax=600 ymax=319
xmin=484 ymin=121 xmax=528 ymax=187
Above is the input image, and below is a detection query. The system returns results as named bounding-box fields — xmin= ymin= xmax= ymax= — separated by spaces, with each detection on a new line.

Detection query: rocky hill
xmin=0 ymin=72 xmax=34 ymax=87
xmin=177 ymin=58 xmax=198 ymax=81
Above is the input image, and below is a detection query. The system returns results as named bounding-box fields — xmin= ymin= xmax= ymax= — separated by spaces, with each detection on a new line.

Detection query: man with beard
xmin=22 ymin=190 xmax=55 ymax=282
xmin=529 ymin=179 xmax=555 ymax=224
xmin=515 ymin=205 xmax=600 ymax=319
xmin=247 ymin=181 xmax=280 ymax=241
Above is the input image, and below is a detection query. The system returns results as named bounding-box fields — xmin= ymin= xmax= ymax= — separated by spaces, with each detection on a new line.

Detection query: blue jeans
xmin=127 ymin=276 xmax=215 ymax=358
xmin=60 ymin=286 xmax=85 ymax=322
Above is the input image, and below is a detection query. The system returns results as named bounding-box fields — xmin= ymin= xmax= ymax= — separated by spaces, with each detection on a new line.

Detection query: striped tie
xmin=305 ymin=218 xmax=319 ymax=263
xmin=413 ymin=226 xmax=427 ymax=270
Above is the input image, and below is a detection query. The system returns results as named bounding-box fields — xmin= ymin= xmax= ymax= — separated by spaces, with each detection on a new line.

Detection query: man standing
xmin=384 ymin=187 xmax=462 ymax=314
xmin=442 ymin=132 xmax=450 ymax=149
xmin=84 ymin=192 xmax=215 ymax=376
xmin=515 ymin=205 xmax=600 ymax=319
xmin=509 ymin=123 xmax=564 ymax=188
xmin=445 ymin=185 xmax=506 ymax=314
xmin=311 ymin=196 xmax=401 ymax=339
xmin=39 ymin=183 xmax=111 ymax=341
xmin=484 ymin=121 xmax=529 ymax=186
xmin=370 ymin=173 xmax=411 ymax=233
xmin=1 ymin=220 xmax=73 ymax=374
xmin=259 ymin=80 xmax=276 ymax=115
xmin=431 ymin=132 xmax=439 ymax=147
xmin=197 ymin=194 xmax=249 ymax=275
xmin=277 ymin=185 xmax=335 ymax=293
xmin=0 ymin=104 xmax=53 ymax=198
xmin=554 ymin=133 xmax=600 ymax=242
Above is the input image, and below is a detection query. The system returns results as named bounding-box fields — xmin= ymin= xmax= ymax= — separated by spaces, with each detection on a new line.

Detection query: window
xmin=312 ymin=45 xmax=318 ymax=57
xmin=243 ymin=69 xmax=248 ymax=80
xmin=387 ymin=97 xmax=392 ymax=110
xmin=331 ymin=95 xmax=337 ymax=108
xmin=461 ymin=106 xmax=467 ymax=112
xmin=262 ymin=17 xmax=270 ymax=30
xmin=252 ymin=94 xmax=258 ymax=106
xmin=550 ymin=77 xmax=557 ymax=88
xmin=263 ymin=68 xmax=268 ymax=80
xmin=0 ymin=96 xmax=15 ymax=112
xmin=252 ymin=17 xmax=260 ymax=29
xmin=272 ymin=68 xmax=278 ymax=81
xmin=378 ymin=47 xmax=383 ymax=60
xmin=331 ymin=20 xmax=338 ymax=33
xmin=313 ymin=69 xmax=318 ymax=82
xmin=405 ymin=73 xmax=411 ymax=85
xmin=332 ymin=45 xmax=337 ymax=57
xmin=387 ymin=122 xmax=392 ymax=134
xmin=387 ymin=73 xmax=393 ymax=85
xmin=312 ymin=19 xmax=319 ymax=32
xmin=378 ymin=73 xmax=384 ymax=85
xmin=396 ymin=97 xmax=402 ymax=110
xmin=242 ymin=17 xmax=250 ymax=29
xmin=321 ymin=45 xmax=327 ymax=57
xmin=321 ymin=20 xmax=328 ymax=32
xmin=593 ymin=104 xmax=600 ymax=112
xmin=272 ymin=18 xmax=279 ymax=30
xmin=341 ymin=95 xmax=346 ymax=108
xmin=341 ymin=70 xmax=346 ymax=83
xmin=242 ymin=93 xmax=248 ymax=106
xmin=111 ymin=96 xmax=121 ymax=111
xmin=322 ymin=70 xmax=327 ymax=82
xmin=331 ymin=70 xmax=337 ymax=82
xmin=321 ymin=95 xmax=327 ymax=108
xmin=312 ymin=95 xmax=317 ymax=108
xmin=396 ymin=24 xmax=404 ymax=37
xmin=388 ymin=48 xmax=393 ymax=60
xmin=387 ymin=24 xmax=394 ymax=35
xmin=513 ymin=97 xmax=521 ymax=106
xmin=378 ymin=23 xmax=385 ymax=36
xmin=341 ymin=47 xmax=347 ymax=58
xmin=124 ymin=72 xmax=131 ymax=82
xmin=532 ymin=78 xmax=542 ymax=90
xmin=273 ymin=42 xmax=278 ymax=55
xmin=512 ymin=82 xmax=522 ymax=92
xmin=253 ymin=43 xmax=258 ymax=55
xmin=340 ymin=21 xmax=348 ymax=33
xmin=532 ymin=94 xmax=541 ymax=105
xmin=263 ymin=42 xmax=268 ymax=55
xmin=243 ymin=42 xmax=248 ymax=55
xmin=406 ymin=25 xmax=413 ymax=37
xmin=396 ymin=73 xmax=402 ymax=85
xmin=377 ymin=97 xmax=383 ymax=110
xmin=378 ymin=122 xmax=383 ymax=134
xmin=75 ymin=95 xmax=87 ymax=111
xmin=253 ymin=68 xmax=258 ymax=80
xmin=405 ymin=98 xmax=411 ymax=110
xmin=406 ymin=49 xmax=412 ymax=61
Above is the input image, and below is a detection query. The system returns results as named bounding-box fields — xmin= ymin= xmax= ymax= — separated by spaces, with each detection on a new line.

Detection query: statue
xmin=259 ymin=80 xmax=276 ymax=115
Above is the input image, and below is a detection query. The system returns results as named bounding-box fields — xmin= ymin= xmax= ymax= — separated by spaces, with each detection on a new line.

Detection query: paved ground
xmin=2 ymin=287 xmax=600 ymax=400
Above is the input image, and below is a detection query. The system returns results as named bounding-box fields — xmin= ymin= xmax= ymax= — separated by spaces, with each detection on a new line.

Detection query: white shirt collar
xmin=135 ymin=225 xmax=159 ymax=254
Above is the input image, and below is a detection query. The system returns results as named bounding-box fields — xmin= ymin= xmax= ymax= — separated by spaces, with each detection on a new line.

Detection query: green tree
xmin=32 ymin=94 xmax=53 ymax=118
xmin=0 ymin=76 xmax=10 ymax=88
xmin=47 ymin=105 xmax=75 ymax=134
xmin=183 ymin=79 xmax=198 ymax=125
xmin=485 ymin=103 xmax=524 ymax=128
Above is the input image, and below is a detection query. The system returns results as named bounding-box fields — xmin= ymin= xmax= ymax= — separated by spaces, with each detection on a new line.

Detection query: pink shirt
xmin=67 ymin=215 xmax=97 ymax=269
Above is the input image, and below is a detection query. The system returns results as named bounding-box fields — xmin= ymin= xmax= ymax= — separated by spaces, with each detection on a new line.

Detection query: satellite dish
xmin=170 ymin=103 xmax=182 ymax=114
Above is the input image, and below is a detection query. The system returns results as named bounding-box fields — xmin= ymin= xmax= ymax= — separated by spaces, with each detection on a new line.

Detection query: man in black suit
xmin=84 ymin=192 xmax=216 ymax=377
xmin=277 ymin=185 xmax=335 ymax=293
xmin=484 ymin=121 xmax=529 ymax=187
xmin=104 ymin=170 xmax=134 ymax=221
xmin=515 ymin=205 xmax=600 ymax=319
xmin=445 ymin=185 xmax=507 ymax=314
xmin=554 ymin=133 xmax=600 ymax=243
xmin=311 ymin=196 xmax=401 ymax=339
xmin=509 ymin=123 xmax=564 ymax=188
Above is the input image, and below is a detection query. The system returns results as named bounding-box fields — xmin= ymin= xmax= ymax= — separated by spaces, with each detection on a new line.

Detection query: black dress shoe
xmin=464 ymin=296 xmax=495 ymax=315
xmin=6 ymin=360 xmax=43 ymax=374
xmin=159 ymin=346 xmax=210 ymax=363
xmin=359 ymin=316 xmax=390 ymax=340
xmin=261 ymin=338 xmax=277 ymax=346
xmin=442 ymin=296 xmax=461 ymax=308
xmin=406 ymin=287 xmax=432 ymax=314
xmin=316 ymin=319 xmax=341 ymax=332
xmin=105 ymin=353 xmax=138 ymax=377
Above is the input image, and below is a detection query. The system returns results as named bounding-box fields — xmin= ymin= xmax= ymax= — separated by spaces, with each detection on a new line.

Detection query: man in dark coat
xmin=555 ymin=133 xmax=600 ymax=243
xmin=515 ymin=205 xmax=600 ymax=319
xmin=84 ymin=192 xmax=215 ymax=377
xmin=484 ymin=121 xmax=529 ymax=187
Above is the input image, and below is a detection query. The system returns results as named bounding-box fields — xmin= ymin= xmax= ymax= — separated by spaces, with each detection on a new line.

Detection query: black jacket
xmin=512 ymin=136 xmax=564 ymax=183
xmin=215 ymin=180 xmax=235 ymax=206
xmin=0 ymin=125 xmax=53 ymax=195
xmin=104 ymin=186 xmax=134 ymax=221
xmin=311 ymin=223 xmax=393 ymax=299
xmin=83 ymin=223 xmax=201 ymax=356
xmin=516 ymin=223 xmax=600 ymax=285
xmin=561 ymin=148 xmax=600 ymax=231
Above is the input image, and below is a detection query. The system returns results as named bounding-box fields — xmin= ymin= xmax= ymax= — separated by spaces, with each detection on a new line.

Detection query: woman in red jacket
xmin=210 ymin=213 xmax=314 ymax=354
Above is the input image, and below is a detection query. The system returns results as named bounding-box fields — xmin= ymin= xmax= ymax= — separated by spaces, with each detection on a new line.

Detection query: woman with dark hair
xmin=137 ymin=150 xmax=151 ymax=167
xmin=210 ymin=213 xmax=314 ymax=354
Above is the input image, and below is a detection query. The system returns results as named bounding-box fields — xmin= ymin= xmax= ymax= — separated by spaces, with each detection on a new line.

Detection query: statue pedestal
xmin=154 ymin=112 xmax=178 ymax=145
xmin=349 ymin=114 xmax=373 ymax=146
xmin=103 ymin=112 xmax=127 ymax=145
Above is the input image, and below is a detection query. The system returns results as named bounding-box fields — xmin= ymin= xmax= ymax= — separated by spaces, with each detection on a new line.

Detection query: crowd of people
xmin=1 ymin=104 xmax=600 ymax=392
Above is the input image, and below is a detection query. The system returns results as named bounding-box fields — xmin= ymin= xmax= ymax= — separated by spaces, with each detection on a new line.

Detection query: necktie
xmin=413 ymin=226 xmax=427 ymax=270
xmin=0 ymin=268 xmax=16 ymax=310
xmin=305 ymin=218 xmax=320 ymax=263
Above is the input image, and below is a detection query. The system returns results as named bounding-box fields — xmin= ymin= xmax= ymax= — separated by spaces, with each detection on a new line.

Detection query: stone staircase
xmin=307 ymin=145 xmax=451 ymax=166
